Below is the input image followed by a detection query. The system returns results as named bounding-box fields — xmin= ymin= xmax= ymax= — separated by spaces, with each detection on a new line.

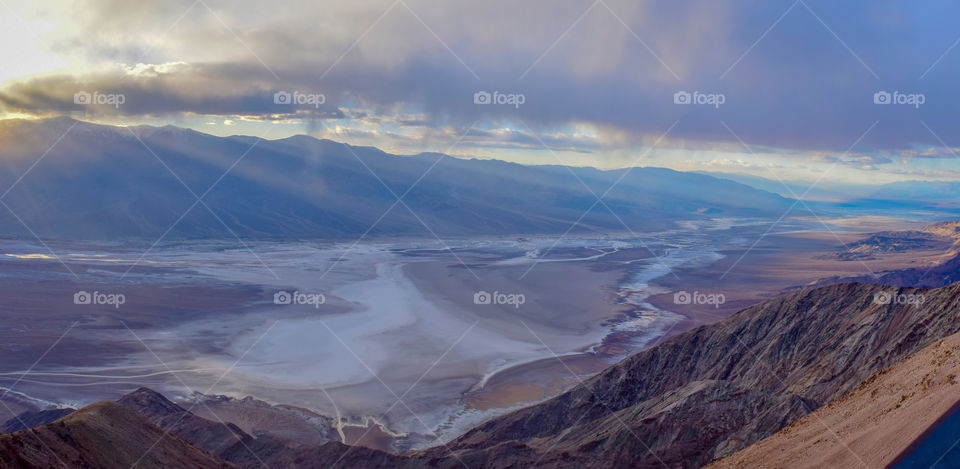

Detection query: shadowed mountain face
xmin=116 ymin=388 xmax=413 ymax=469
xmin=1 ymin=408 xmax=74 ymax=433
xmin=1 ymin=387 xmax=415 ymax=469
xmin=117 ymin=388 xmax=252 ymax=457
xmin=0 ymin=118 xmax=789 ymax=239
xmin=0 ymin=401 xmax=234 ymax=469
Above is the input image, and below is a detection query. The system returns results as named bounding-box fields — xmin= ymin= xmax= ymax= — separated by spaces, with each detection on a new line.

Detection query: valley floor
xmin=0 ymin=214 xmax=947 ymax=452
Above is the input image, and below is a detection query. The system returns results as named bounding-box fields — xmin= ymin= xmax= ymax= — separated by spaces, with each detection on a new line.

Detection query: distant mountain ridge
xmin=703 ymin=170 xmax=960 ymax=210
xmin=0 ymin=117 xmax=790 ymax=239
xmin=814 ymin=220 xmax=960 ymax=288
xmin=1 ymin=408 xmax=74 ymax=433
xmin=820 ymin=219 xmax=960 ymax=261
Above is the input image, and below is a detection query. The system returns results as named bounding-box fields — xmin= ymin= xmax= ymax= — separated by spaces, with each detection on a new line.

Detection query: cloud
xmin=0 ymin=63 xmax=344 ymax=119
xmin=2 ymin=0 xmax=960 ymax=160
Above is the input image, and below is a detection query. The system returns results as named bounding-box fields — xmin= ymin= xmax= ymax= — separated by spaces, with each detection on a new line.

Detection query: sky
xmin=1 ymin=0 xmax=960 ymax=185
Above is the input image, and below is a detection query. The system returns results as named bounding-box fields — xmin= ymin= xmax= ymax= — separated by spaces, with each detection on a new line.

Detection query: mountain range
xmin=0 ymin=118 xmax=791 ymax=239
xmin=811 ymin=221 xmax=960 ymax=288
xmin=702 ymin=170 xmax=960 ymax=211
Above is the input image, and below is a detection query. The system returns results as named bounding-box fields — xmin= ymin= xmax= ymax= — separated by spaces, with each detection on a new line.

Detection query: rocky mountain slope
xmin=1 ymin=387 xmax=415 ymax=469
xmin=0 ymin=117 xmax=789 ymax=239
xmin=421 ymin=281 xmax=960 ymax=467
xmin=0 ymin=400 xmax=233 ymax=468
xmin=117 ymin=388 xmax=413 ymax=469
xmin=118 ymin=387 xmax=253 ymax=457
xmin=707 ymin=328 xmax=960 ymax=468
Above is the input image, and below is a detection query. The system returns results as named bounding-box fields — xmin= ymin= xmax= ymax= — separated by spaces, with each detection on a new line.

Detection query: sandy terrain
xmin=187 ymin=395 xmax=338 ymax=446
xmin=707 ymin=330 xmax=960 ymax=469
xmin=462 ymin=354 xmax=604 ymax=411
xmin=647 ymin=220 xmax=957 ymax=332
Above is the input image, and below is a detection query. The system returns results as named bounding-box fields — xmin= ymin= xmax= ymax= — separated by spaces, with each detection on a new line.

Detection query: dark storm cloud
xmin=0 ymin=63 xmax=345 ymax=119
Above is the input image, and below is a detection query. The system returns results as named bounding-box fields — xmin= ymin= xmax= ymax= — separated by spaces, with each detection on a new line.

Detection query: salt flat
xmin=0 ymin=217 xmax=872 ymax=447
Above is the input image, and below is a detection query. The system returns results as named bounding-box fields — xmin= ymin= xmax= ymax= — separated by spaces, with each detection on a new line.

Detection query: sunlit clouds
xmin=1 ymin=0 xmax=960 ymax=184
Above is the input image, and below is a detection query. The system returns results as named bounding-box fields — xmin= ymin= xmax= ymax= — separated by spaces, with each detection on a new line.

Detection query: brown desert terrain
xmin=708 ymin=329 xmax=960 ymax=469
xmin=0 ymin=400 xmax=234 ymax=468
